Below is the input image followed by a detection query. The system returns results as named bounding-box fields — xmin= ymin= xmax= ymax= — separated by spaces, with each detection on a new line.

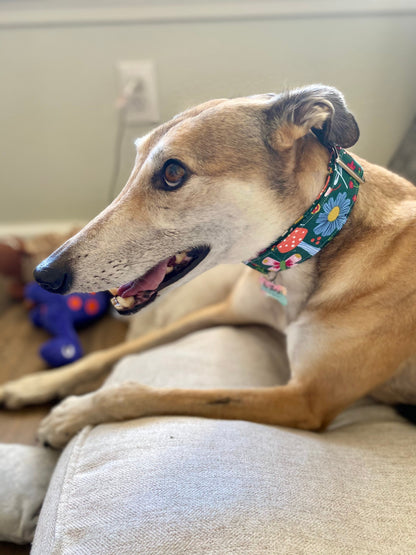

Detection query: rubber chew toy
xmin=24 ymin=282 xmax=109 ymax=367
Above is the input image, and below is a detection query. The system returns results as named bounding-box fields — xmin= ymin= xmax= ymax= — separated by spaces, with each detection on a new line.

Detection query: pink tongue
xmin=118 ymin=258 xmax=170 ymax=298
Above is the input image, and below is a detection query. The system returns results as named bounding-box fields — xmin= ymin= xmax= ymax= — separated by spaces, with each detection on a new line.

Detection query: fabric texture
xmin=32 ymin=325 xmax=416 ymax=555
xmin=0 ymin=443 xmax=58 ymax=544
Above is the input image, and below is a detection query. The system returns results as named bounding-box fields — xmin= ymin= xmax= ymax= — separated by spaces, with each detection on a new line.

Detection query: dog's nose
xmin=33 ymin=260 xmax=72 ymax=294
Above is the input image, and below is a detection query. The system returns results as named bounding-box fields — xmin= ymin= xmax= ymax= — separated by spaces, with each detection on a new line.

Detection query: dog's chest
xmin=371 ymin=357 xmax=416 ymax=404
xmin=275 ymin=259 xmax=317 ymax=324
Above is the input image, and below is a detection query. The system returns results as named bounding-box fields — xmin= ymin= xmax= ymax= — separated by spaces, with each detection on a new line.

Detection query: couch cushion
xmin=0 ymin=444 xmax=57 ymax=544
xmin=32 ymin=326 xmax=416 ymax=554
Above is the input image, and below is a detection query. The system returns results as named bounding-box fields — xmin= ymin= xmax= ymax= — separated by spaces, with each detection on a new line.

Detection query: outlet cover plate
xmin=118 ymin=60 xmax=159 ymax=124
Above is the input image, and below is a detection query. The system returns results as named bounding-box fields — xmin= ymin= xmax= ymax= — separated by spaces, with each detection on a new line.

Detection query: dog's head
xmin=35 ymin=85 xmax=359 ymax=314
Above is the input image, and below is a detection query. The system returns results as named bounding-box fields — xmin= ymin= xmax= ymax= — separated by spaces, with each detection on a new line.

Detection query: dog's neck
xmin=291 ymin=136 xmax=333 ymax=216
xmin=245 ymin=140 xmax=363 ymax=277
xmin=269 ymin=140 xmax=329 ymax=319
xmin=244 ymin=137 xmax=365 ymax=320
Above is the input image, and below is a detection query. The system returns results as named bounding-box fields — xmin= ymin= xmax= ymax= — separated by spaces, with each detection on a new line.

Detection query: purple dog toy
xmin=25 ymin=282 xmax=109 ymax=367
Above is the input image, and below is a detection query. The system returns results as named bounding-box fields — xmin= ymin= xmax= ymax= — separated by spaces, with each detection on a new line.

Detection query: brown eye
xmin=162 ymin=160 xmax=186 ymax=189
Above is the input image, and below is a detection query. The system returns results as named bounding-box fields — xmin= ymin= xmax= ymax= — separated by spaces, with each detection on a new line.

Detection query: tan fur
xmin=1 ymin=85 xmax=415 ymax=448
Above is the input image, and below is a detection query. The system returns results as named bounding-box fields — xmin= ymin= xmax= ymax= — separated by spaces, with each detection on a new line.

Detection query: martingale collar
xmin=244 ymin=147 xmax=364 ymax=280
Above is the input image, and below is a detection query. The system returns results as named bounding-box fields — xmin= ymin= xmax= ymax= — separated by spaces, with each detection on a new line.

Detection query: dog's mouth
xmin=108 ymin=245 xmax=210 ymax=315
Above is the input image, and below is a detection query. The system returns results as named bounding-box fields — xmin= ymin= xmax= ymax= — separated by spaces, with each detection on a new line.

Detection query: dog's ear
xmin=266 ymin=85 xmax=359 ymax=150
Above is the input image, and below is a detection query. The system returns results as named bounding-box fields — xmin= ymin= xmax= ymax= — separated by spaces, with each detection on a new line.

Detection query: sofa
xmin=25 ymin=320 xmax=416 ymax=554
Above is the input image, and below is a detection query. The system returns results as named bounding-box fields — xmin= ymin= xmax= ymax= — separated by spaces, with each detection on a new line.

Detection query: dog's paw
xmin=0 ymin=373 xmax=59 ymax=409
xmin=37 ymin=395 xmax=95 ymax=449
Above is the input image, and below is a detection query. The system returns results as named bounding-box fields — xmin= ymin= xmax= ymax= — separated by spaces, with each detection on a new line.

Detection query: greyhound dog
xmin=1 ymin=85 xmax=416 ymax=448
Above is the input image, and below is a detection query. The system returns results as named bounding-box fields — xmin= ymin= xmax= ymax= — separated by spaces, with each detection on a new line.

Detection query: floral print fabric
xmin=244 ymin=148 xmax=364 ymax=276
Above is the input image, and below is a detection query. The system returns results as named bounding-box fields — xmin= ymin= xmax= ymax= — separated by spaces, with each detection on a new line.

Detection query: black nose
xmin=33 ymin=260 xmax=72 ymax=294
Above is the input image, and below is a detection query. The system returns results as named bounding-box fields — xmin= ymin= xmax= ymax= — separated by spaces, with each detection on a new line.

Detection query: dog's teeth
xmin=166 ymin=266 xmax=173 ymax=274
xmin=109 ymin=288 xmax=119 ymax=296
xmin=110 ymin=295 xmax=135 ymax=310
xmin=175 ymin=252 xmax=186 ymax=264
xmin=117 ymin=296 xmax=135 ymax=308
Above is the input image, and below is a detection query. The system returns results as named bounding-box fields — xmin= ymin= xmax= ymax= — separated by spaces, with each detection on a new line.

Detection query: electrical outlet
xmin=117 ymin=60 xmax=159 ymax=124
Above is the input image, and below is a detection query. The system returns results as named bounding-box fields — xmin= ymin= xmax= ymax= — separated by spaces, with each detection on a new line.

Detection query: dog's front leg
xmin=36 ymin=356 xmax=399 ymax=449
xmin=1 ymin=299 xmax=250 ymax=409
xmin=38 ymin=309 xmax=410 ymax=448
xmin=0 ymin=352 xmax=113 ymax=409
xmin=37 ymin=381 xmax=315 ymax=448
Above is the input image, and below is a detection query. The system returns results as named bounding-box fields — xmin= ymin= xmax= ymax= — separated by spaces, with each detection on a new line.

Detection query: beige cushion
xmin=32 ymin=326 xmax=416 ymax=554
xmin=0 ymin=444 xmax=57 ymax=544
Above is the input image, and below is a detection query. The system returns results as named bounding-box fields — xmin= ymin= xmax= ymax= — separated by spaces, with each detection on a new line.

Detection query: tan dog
xmin=1 ymin=85 xmax=416 ymax=448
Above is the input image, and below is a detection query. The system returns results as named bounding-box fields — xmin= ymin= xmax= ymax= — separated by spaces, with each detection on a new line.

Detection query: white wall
xmin=0 ymin=9 xmax=415 ymax=224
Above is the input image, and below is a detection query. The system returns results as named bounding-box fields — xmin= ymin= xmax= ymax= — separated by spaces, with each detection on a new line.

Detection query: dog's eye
xmin=162 ymin=160 xmax=186 ymax=190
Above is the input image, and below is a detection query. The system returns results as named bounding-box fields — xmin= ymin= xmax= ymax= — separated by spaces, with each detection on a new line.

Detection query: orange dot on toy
xmin=67 ymin=296 xmax=83 ymax=311
xmin=85 ymin=298 xmax=100 ymax=316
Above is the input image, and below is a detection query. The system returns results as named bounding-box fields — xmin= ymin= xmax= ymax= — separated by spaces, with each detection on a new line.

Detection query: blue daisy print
xmin=313 ymin=192 xmax=351 ymax=237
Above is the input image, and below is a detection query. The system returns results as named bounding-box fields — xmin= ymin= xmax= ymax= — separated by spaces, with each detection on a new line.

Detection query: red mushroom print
xmin=276 ymin=227 xmax=320 ymax=256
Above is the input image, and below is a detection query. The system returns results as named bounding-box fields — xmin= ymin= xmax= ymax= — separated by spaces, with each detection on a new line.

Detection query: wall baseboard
xmin=0 ymin=221 xmax=85 ymax=239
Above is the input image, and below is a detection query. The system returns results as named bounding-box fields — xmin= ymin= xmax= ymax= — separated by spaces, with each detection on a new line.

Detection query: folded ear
xmin=267 ymin=85 xmax=359 ymax=150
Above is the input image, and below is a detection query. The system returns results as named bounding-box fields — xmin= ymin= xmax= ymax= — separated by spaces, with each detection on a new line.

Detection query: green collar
xmin=244 ymin=147 xmax=364 ymax=285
